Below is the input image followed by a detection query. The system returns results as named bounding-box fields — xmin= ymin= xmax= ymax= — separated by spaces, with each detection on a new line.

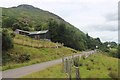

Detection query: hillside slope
xmin=2 ymin=4 xmax=102 ymax=50
xmin=2 ymin=34 xmax=79 ymax=71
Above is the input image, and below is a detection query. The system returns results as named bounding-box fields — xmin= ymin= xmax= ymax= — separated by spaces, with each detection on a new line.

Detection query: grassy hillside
xmin=2 ymin=4 xmax=102 ymax=51
xmin=23 ymin=53 xmax=118 ymax=78
xmin=2 ymin=34 xmax=79 ymax=71
xmin=14 ymin=34 xmax=62 ymax=48
xmin=2 ymin=4 xmax=65 ymax=26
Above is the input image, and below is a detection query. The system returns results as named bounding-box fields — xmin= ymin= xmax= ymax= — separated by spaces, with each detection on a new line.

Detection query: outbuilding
xmin=15 ymin=29 xmax=50 ymax=40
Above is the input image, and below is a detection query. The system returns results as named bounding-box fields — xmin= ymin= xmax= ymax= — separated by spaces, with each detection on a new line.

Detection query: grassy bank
xmin=14 ymin=34 xmax=61 ymax=48
xmin=3 ymin=43 xmax=79 ymax=71
xmin=23 ymin=53 xmax=118 ymax=78
xmin=2 ymin=34 xmax=80 ymax=71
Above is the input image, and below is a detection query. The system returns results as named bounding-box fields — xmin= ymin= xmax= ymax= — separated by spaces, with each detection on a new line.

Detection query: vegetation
xmin=2 ymin=43 xmax=78 ymax=71
xmin=23 ymin=53 xmax=118 ymax=78
xmin=1 ymin=28 xmax=79 ymax=71
xmin=2 ymin=33 xmax=79 ymax=71
xmin=2 ymin=29 xmax=13 ymax=51
xmin=14 ymin=34 xmax=62 ymax=48
xmin=2 ymin=4 xmax=119 ymax=73
xmin=2 ymin=4 xmax=104 ymax=51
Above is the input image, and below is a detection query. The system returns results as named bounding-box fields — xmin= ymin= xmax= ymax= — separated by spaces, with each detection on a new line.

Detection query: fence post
xmin=62 ymin=54 xmax=65 ymax=72
xmin=73 ymin=56 xmax=81 ymax=80
xmin=76 ymin=67 xmax=80 ymax=80
xmin=65 ymin=58 xmax=68 ymax=73
xmin=68 ymin=59 xmax=72 ymax=80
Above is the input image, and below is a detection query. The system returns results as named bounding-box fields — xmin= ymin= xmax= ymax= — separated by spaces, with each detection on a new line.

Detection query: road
xmin=2 ymin=50 xmax=96 ymax=78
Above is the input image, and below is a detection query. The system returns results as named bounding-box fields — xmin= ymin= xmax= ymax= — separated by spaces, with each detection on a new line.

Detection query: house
xmin=15 ymin=29 xmax=50 ymax=40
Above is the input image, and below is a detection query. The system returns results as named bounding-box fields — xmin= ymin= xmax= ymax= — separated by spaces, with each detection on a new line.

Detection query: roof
xmin=29 ymin=30 xmax=49 ymax=35
xmin=16 ymin=29 xmax=48 ymax=35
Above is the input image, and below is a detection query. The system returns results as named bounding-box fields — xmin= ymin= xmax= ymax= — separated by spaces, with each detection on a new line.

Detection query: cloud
xmin=86 ymin=21 xmax=118 ymax=32
xmin=89 ymin=31 xmax=118 ymax=42
xmin=105 ymin=12 xmax=118 ymax=21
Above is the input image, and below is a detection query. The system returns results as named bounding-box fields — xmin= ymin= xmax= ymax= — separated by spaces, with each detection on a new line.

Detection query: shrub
xmin=82 ymin=55 xmax=86 ymax=60
xmin=10 ymin=32 xmax=16 ymax=38
xmin=86 ymin=65 xmax=94 ymax=70
xmin=109 ymin=71 xmax=118 ymax=79
xmin=107 ymin=67 xmax=112 ymax=71
xmin=2 ymin=29 xmax=13 ymax=51
xmin=78 ymin=61 xmax=83 ymax=66
xmin=17 ymin=53 xmax=31 ymax=63
xmin=90 ymin=59 xmax=94 ymax=62
xmin=87 ymin=66 xmax=92 ymax=70
xmin=73 ymin=57 xmax=79 ymax=67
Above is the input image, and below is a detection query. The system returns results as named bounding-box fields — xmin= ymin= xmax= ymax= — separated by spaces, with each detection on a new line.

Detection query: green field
xmin=23 ymin=53 xmax=118 ymax=78
xmin=2 ymin=34 xmax=79 ymax=71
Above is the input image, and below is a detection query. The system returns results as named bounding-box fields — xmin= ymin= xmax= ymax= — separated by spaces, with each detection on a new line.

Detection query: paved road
xmin=2 ymin=50 xmax=96 ymax=78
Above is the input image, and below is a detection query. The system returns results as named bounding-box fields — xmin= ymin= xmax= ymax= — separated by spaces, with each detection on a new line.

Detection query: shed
xmin=15 ymin=29 xmax=50 ymax=40
xmin=28 ymin=30 xmax=50 ymax=40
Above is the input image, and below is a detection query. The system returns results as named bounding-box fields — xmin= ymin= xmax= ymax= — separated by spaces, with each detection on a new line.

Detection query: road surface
xmin=2 ymin=50 xmax=96 ymax=78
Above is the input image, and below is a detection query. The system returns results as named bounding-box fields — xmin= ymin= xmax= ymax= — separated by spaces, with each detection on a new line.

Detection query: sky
xmin=0 ymin=0 xmax=119 ymax=43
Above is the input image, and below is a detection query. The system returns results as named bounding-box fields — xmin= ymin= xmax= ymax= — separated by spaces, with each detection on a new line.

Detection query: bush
xmin=2 ymin=29 xmax=13 ymax=51
xmin=109 ymin=71 xmax=118 ymax=79
xmin=86 ymin=65 xmax=94 ymax=70
xmin=78 ymin=61 xmax=83 ymax=66
xmin=107 ymin=67 xmax=112 ymax=71
xmin=73 ymin=57 xmax=79 ymax=67
xmin=10 ymin=32 xmax=16 ymax=38
xmin=17 ymin=53 xmax=30 ymax=63
xmin=90 ymin=59 xmax=94 ymax=62
xmin=82 ymin=55 xmax=86 ymax=60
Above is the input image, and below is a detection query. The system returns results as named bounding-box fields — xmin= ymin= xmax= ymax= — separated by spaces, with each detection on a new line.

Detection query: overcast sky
xmin=0 ymin=0 xmax=119 ymax=43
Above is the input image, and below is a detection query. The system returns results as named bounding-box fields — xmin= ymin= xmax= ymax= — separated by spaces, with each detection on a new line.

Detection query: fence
xmin=62 ymin=51 xmax=96 ymax=80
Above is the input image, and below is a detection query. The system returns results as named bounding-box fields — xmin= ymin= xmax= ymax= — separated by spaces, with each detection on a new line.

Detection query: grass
xmin=14 ymin=34 xmax=61 ymax=48
xmin=2 ymin=34 xmax=79 ymax=70
xmin=22 ymin=53 xmax=118 ymax=78
xmin=22 ymin=64 xmax=66 ymax=78
xmin=2 ymin=44 xmax=78 ymax=71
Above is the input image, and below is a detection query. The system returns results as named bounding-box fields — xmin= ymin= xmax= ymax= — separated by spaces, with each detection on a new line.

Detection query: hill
xmin=2 ymin=4 xmax=102 ymax=51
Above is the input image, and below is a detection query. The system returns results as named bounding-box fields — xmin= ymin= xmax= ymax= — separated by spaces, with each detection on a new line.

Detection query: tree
xmin=48 ymin=19 xmax=59 ymax=42
xmin=12 ymin=22 xmax=20 ymax=31
xmin=34 ymin=24 xmax=42 ymax=31
xmin=2 ymin=29 xmax=13 ymax=51
xmin=48 ymin=19 xmax=87 ymax=51
xmin=2 ymin=17 xmax=16 ymax=28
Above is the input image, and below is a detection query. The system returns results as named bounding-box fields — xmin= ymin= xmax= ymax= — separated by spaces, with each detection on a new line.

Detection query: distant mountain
xmin=2 ymin=4 xmax=102 ymax=50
